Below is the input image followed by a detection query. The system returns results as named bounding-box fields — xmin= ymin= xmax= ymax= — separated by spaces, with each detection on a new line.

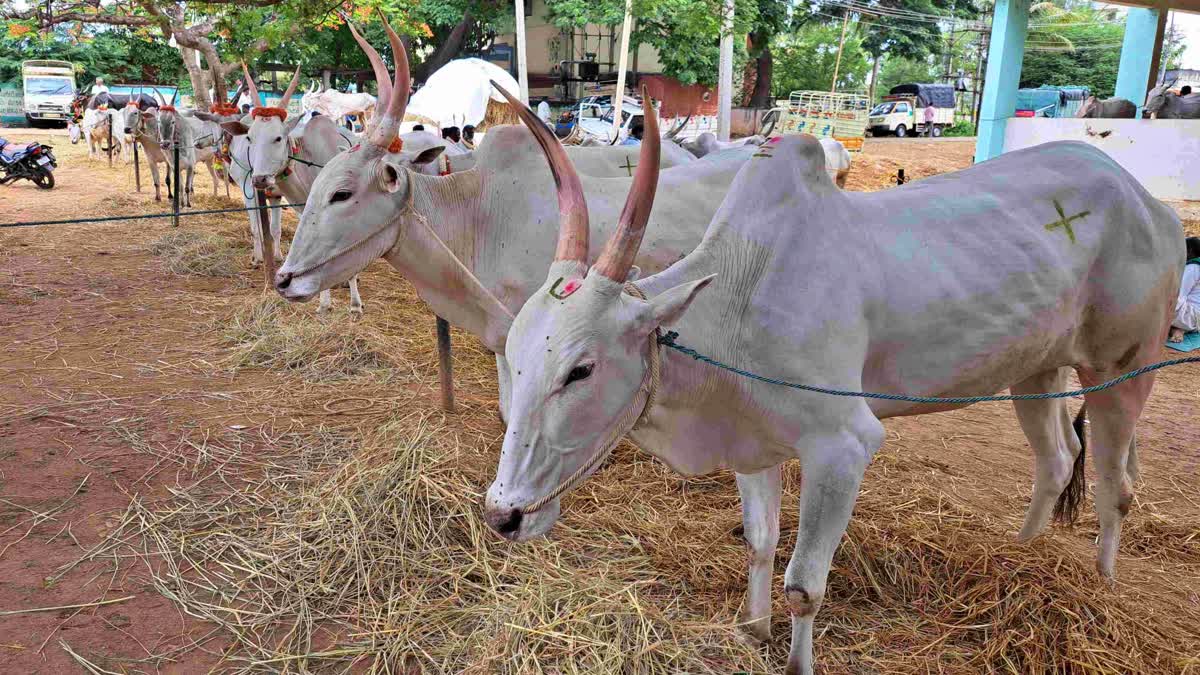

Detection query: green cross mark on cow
xmin=620 ymin=157 xmax=637 ymax=177
xmin=1044 ymin=199 xmax=1090 ymax=244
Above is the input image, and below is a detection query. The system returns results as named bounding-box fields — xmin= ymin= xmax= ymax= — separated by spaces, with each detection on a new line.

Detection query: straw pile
xmin=150 ymin=230 xmax=246 ymax=277
xmin=69 ymin=353 xmax=1200 ymax=674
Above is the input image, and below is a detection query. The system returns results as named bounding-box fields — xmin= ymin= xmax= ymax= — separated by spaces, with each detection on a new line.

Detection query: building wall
xmin=494 ymin=0 xmax=663 ymax=77
xmin=1002 ymin=118 xmax=1200 ymax=200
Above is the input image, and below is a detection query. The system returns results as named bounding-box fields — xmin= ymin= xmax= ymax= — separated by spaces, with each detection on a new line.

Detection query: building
xmin=492 ymin=0 xmax=664 ymax=101
xmin=976 ymin=0 xmax=1200 ymax=200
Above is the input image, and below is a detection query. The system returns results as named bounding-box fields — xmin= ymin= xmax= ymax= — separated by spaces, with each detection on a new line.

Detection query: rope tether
xmin=657 ymin=331 xmax=1200 ymax=405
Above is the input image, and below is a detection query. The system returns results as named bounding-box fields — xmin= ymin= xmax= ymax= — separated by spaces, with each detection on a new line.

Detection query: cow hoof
xmin=349 ymin=307 xmax=364 ymax=321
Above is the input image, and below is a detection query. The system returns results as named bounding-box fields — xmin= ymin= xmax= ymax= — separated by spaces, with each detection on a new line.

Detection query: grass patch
xmin=150 ymin=230 xmax=245 ymax=277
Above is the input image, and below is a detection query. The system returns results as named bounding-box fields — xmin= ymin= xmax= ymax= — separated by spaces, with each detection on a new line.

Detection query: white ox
xmin=157 ymin=106 xmax=222 ymax=207
xmin=81 ymin=107 xmax=122 ymax=161
xmin=484 ymin=105 xmax=1183 ymax=674
xmin=677 ymin=131 xmax=765 ymax=158
xmin=272 ymin=36 xmax=760 ymax=418
xmin=818 ymin=137 xmax=852 ymax=188
xmin=301 ymin=82 xmax=376 ymax=128
xmin=123 ymin=106 xmax=170 ymax=201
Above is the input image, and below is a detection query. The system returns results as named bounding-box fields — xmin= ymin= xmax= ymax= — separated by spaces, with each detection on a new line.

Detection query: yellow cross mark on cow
xmin=620 ymin=157 xmax=637 ymax=176
xmin=1044 ymin=200 xmax=1090 ymax=244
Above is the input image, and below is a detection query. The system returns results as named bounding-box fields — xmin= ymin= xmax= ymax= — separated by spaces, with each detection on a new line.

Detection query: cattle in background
xmin=157 ymin=106 xmax=221 ymax=207
xmin=1076 ymin=96 xmax=1136 ymax=119
xmin=1145 ymin=81 xmax=1200 ymax=118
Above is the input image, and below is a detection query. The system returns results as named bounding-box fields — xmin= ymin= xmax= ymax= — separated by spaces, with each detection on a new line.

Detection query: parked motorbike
xmin=0 ymin=138 xmax=57 ymax=190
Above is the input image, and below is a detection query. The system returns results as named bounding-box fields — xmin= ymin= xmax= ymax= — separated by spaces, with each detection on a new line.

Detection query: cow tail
xmin=1053 ymin=404 xmax=1087 ymax=525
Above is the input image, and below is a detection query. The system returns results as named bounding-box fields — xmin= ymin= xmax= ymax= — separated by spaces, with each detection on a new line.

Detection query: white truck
xmin=868 ymin=83 xmax=955 ymax=138
xmin=22 ymin=60 xmax=76 ymax=127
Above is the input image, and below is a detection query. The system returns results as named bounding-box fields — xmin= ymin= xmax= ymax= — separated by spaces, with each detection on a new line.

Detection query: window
xmin=870 ymin=102 xmax=895 ymax=115
xmin=25 ymin=77 xmax=74 ymax=95
xmin=895 ymin=102 xmax=910 ymax=113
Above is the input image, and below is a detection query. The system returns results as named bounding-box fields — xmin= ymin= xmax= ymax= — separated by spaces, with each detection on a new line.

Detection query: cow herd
xmin=63 ymin=14 xmax=1186 ymax=674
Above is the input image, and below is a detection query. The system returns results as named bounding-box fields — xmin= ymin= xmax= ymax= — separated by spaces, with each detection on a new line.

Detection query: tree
xmin=771 ymin=21 xmax=870 ymax=95
xmin=741 ymin=0 xmax=789 ymax=107
xmin=543 ymin=0 xmax=760 ymax=86
xmin=874 ymin=54 xmax=938 ymax=98
xmin=1019 ymin=2 xmax=1125 ymax=97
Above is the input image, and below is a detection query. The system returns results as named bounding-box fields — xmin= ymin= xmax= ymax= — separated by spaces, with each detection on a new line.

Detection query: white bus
xmin=22 ymin=60 xmax=76 ymax=126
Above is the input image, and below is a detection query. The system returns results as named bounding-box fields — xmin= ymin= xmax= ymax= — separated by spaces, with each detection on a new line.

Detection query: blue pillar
xmin=1114 ymin=7 xmax=1161 ymax=114
xmin=975 ymin=0 xmax=1029 ymax=163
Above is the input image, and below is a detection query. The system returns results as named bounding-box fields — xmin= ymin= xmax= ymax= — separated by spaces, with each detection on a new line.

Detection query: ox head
xmin=274 ymin=13 xmax=443 ymax=302
xmin=482 ymin=84 xmax=713 ymax=541
xmin=1144 ymin=81 xmax=1176 ymax=116
xmin=156 ymin=107 xmax=181 ymax=151
xmin=217 ymin=64 xmax=304 ymax=190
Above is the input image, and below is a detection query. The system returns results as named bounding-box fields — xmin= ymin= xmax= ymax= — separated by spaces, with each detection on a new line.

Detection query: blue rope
xmin=656 ymin=331 xmax=1200 ymax=404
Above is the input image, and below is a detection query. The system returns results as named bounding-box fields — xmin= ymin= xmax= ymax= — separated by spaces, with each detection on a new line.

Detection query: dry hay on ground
xmin=63 ymin=288 xmax=1200 ymax=674
xmin=150 ymin=230 xmax=247 ymax=277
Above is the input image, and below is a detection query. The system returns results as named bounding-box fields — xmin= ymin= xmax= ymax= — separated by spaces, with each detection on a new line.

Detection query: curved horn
xmin=367 ymin=12 xmax=410 ymax=148
xmin=242 ymin=63 xmax=261 ymax=108
xmin=229 ymin=78 xmax=246 ymax=106
xmin=278 ymin=65 xmax=302 ymax=110
xmin=594 ymin=85 xmax=660 ymax=282
xmin=493 ymin=79 xmax=589 ymax=266
xmin=666 ymin=113 xmax=690 ymax=139
xmin=343 ymin=14 xmax=392 ymax=107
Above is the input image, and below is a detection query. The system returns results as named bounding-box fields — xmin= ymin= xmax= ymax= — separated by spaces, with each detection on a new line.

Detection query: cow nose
xmin=486 ymin=507 xmax=523 ymax=539
xmin=275 ymin=271 xmax=293 ymax=291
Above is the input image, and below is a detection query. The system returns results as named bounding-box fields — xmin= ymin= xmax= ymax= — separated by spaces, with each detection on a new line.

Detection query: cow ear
xmin=631 ymin=274 xmax=716 ymax=336
xmin=378 ymin=158 xmax=406 ymax=193
xmin=411 ymin=146 xmax=444 ymax=166
xmin=221 ymin=120 xmax=250 ymax=136
xmin=625 ymin=265 xmax=641 ymax=283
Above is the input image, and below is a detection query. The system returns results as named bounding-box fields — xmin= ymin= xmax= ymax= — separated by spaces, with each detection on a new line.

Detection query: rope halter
xmin=520 ymin=282 xmax=662 ymax=514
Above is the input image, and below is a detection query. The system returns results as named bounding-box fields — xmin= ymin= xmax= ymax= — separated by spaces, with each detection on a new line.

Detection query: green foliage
xmin=943 ymin=119 xmax=974 ymax=136
xmin=1020 ymin=3 xmax=1125 ymax=98
xmin=543 ymin=0 xmax=760 ymax=86
xmin=794 ymin=0 xmax=982 ymax=62
xmin=771 ymin=22 xmax=870 ymax=95
xmin=874 ymin=55 xmax=938 ymax=100
xmin=0 ymin=26 xmax=187 ymax=86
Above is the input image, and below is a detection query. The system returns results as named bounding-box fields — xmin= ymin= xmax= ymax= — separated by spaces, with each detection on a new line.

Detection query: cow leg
xmin=1078 ymin=355 xmax=1154 ymax=580
xmin=246 ymin=202 xmax=263 ymax=263
xmin=347 ymin=275 xmax=363 ymax=317
xmin=207 ymin=161 xmax=219 ymax=197
xmin=1011 ymin=367 xmax=1083 ymax=541
xmin=735 ymin=466 xmax=781 ymax=643
xmin=496 ymin=353 xmax=512 ymax=424
xmin=270 ymin=198 xmax=283 ymax=262
xmin=187 ymin=168 xmax=196 ymax=207
xmin=318 ymin=290 xmax=333 ymax=314
xmin=147 ymin=157 xmax=162 ymax=201
xmin=785 ymin=416 xmax=882 ymax=675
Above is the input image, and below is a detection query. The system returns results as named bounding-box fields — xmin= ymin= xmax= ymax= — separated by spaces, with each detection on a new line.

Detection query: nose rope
xmin=520 ymin=283 xmax=662 ymax=515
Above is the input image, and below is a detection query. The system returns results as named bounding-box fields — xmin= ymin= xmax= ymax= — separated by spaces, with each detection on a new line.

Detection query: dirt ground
xmin=1 ymin=130 xmax=1198 ymax=674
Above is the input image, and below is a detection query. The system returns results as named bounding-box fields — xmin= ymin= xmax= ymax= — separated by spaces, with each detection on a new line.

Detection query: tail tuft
xmin=1053 ymin=404 xmax=1087 ymax=526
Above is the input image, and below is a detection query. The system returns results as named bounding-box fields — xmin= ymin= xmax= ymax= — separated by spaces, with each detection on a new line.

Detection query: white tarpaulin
xmin=404 ymin=58 xmax=519 ymax=129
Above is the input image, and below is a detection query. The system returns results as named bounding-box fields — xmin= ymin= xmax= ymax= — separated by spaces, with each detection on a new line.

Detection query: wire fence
xmin=0 ymin=203 xmax=304 ymax=229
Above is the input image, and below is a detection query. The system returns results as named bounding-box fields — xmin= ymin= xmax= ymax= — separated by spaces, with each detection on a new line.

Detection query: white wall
xmin=1002 ymin=118 xmax=1200 ymax=200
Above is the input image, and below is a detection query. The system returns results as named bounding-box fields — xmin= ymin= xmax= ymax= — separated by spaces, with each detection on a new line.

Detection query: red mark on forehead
xmin=349 ymin=144 xmax=361 ymax=153
xmin=767 ymin=136 xmax=783 ymax=145
xmin=548 ymin=277 xmax=582 ymax=300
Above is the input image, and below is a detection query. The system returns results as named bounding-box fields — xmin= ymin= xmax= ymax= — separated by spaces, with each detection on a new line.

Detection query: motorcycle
xmin=0 ymin=138 xmax=57 ymax=190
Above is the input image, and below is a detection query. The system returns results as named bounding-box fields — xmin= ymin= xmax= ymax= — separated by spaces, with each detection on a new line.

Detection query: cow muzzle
xmin=251 ymin=175 xmax=275 ymax=190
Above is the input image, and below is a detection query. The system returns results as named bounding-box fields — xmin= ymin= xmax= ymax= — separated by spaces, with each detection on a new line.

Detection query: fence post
xmin=256 ymin=189 xmax=277 ymax=291
xmin=172 ymin=141 xmax=181 ymax=228
xmin=436 ymin=317 xmax=455 ymax=413
xmin=133 ymin=136 xmax=141 ymax=192
xmin=106 ymin=114 xmax=113 ymax=168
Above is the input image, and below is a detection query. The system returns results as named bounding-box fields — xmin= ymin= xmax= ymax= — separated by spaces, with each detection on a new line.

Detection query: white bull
xmin=301 ymin=85 xmax=376 ymax=128
xmin=273 ymin=23 xmax=757 ymax=403
xmin=677 ymin=131 xmax=765 ymax=158
xmin=485 ymin=105 xmax=1183 ymax=674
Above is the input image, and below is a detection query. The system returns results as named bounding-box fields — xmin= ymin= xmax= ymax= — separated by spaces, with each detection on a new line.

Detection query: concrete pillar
xmin=1114 ymin=7 xmax=1163 ymax=114
xmin=974 ymin=0 xmax=1029 ymax=163
xmin=716 ymin=0 xmax=734 ymax=141
xmin=515 ymin=0 xmax=529 ymax=104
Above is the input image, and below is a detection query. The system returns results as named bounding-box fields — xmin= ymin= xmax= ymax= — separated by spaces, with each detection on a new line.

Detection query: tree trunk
xmin=178 ymin=46 xmax=210 ymax=109
xmin=749 ymin=44 xmax=773 ymax=108
xmin=868 ymin=55 xmax=881 ymax=102
xmin=414 ymin=12 xmax=474 ymax=82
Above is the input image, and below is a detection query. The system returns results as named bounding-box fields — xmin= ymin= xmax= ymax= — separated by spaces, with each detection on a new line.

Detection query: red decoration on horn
xmin=211 ymin=103 xmax=239 ymax=116
xmin=251 ymin=107 xmax=288 ymax=121
xmin=387 ymin=137 xmax=403 ymax=153
xmin=160 ymin=105 xmax=177 ymax=113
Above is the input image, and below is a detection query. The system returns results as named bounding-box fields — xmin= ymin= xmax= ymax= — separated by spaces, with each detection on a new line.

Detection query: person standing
xmin=537 ymin=98 xmax=552 ymax=124
xmin=91 ymin=77 xmax=109 ymax=96
xmin=922 ymin=102 xmax=936 ymax=137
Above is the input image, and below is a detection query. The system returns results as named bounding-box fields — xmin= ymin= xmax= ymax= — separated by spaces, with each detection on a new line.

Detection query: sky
xmin=1170 ymin=11 xmax=1200 ymax=70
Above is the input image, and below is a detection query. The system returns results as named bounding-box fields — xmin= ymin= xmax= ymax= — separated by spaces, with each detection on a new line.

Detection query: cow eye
xmin=330 ymin=190 xmax=352 ymax=204
xmin=274 ymin=136 xmax=282 ymax=143
xmin=564 ymin=363 xmax=593 ymax=386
